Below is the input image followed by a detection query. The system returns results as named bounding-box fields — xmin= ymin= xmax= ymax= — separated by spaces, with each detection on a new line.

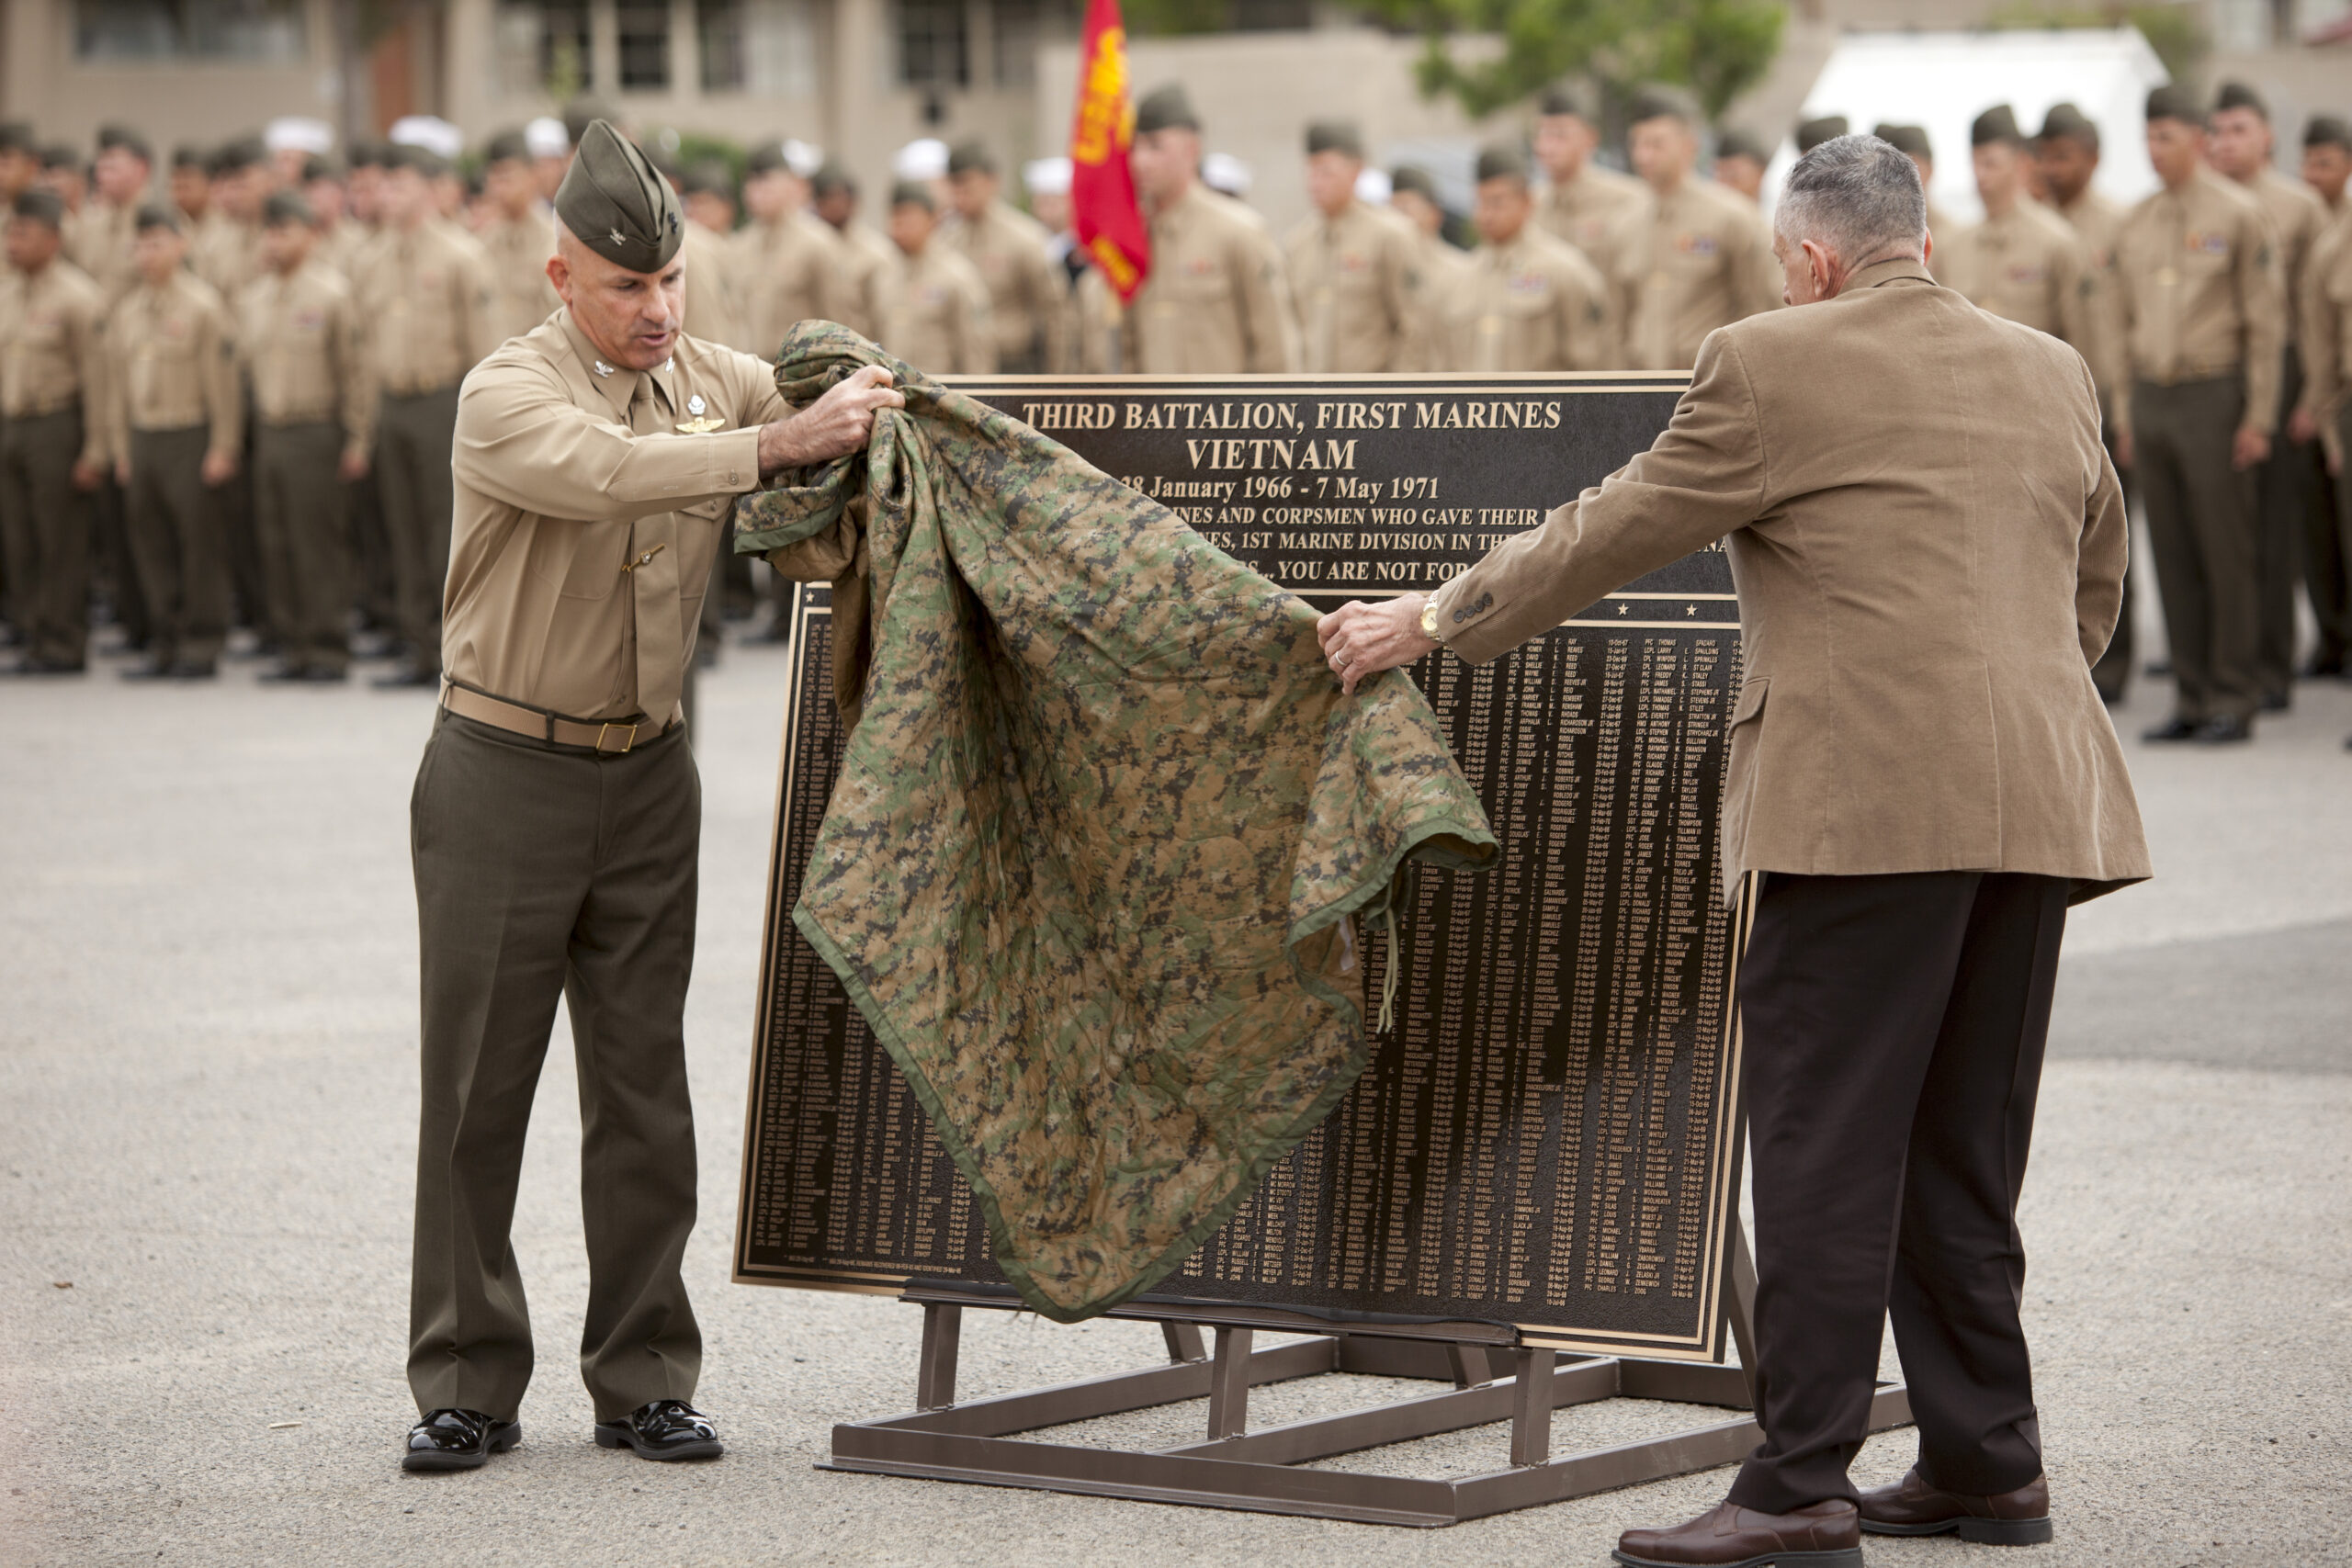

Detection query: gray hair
xmin=1774 ymin=132 xmax=1927 ymax=265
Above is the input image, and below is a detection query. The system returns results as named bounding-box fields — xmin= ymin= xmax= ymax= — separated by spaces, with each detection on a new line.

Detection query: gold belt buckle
xmin=594 ymin=721 xmax=639 ymax=755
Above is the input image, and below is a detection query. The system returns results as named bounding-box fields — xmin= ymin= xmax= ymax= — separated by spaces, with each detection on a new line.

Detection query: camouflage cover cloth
xmin=735 ymin=323 xmax=1496 ymax=1320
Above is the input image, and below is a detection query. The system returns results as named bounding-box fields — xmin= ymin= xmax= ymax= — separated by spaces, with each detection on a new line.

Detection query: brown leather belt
xmin=440 ymin=682 xmax=673 ymax=754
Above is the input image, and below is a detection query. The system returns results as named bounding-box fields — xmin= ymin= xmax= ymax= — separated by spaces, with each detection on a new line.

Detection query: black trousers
xmin=1728 ymin=870 xmax=2068 ymax=1515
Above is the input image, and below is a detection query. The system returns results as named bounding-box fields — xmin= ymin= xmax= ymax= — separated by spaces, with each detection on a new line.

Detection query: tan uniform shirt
xmin=1283 ymin=199 xmax=1420 ymax=373
xmin=1536 ymin=163 xmax=1645 ymax=279
xmin=2237 ymin=166 xmax=2325 ymax=346
xmin=1129 ymin=182 xmax=1301 ymax=375
xmin=1401 ymin=229 xmax=1472 ymax=374
xmin=1925 ymin=199 xmax=1953 ymax=280
xmin=1429 ymin=258 xmax=2146 ymax=899
xmin=0 ymin=259 xmax=110 ymax=465
xmin=2301 ymin=213 xmax=2351 ymax=459
xmin=238 ymin=257 xmax=374 ymax=458
xmin=679 ymin=219 xmax=744 ymax=352
xmin=875 ymin=242 xmax=994 ymax=377
xmin=1073 ymin=263 xmax=1125 ymax=373
xmin=446 ymin=311 xmax=786 ymax=723
xmin=731 ymin=211 xmax=842 ymax=361
xmin=822 ymin=220 xmax=895 ymax=340
xmin=2053 ymin=188 xmax=2129 ymax=400
xmin=2112 ymin=166 xmax=2287 ymax=431
xmin=321 ymin=221 xmax=376 ymax=282
xmin=1941 ymin=201 xmax=2107 ymax=387
xmin=944 ymin=200 xmax=1069 ymax=372
xmin=107 ymin=268 xmax=240 ymax=463
xmin=357 ymin=219 xmax=499 ymax=396
xmin=1607 ymin=179 xmax=1781 ymax=370
xmin=477 ymin=207 xmax=560 ymax=345
xmin=68 ymin=200 xmax=140 ymax=304
xmin=192 ymin=213 xmax=262 ymax=302
xmin=1450 ymin=224 xmax=1611 ymax=373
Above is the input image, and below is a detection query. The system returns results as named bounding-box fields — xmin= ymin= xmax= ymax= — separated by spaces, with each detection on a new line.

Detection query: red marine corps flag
xmin=1067 ymin=0 xmax=1148 ymax=301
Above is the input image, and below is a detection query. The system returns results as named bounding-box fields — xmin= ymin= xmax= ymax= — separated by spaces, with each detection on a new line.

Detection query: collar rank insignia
xmin=592 ymin=359 xmax=616 ymax=378
xmin=675 ymin=391 xmax=724 ymax=434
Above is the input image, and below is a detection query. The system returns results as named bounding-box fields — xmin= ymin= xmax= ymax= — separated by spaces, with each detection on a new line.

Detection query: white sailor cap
xmin=524 ymin=116 xmax=571 ymax=160
xmin=1353 ymin=166 xmax=1392 ymax=205
xmin=264 ymin=117 xmax=334 ymax=157
xmin=1023 ymin=156 xmax=1072 ymax=196
xmin=1202 ymin=151 xmax=1253 ymax=196
xmin=892 ymin=138 xmax=950 ymax=181
xmin=784 ymin=138 xmax=825 ymax=177
xmin=388 ymin=115 xmax=466 ymax=164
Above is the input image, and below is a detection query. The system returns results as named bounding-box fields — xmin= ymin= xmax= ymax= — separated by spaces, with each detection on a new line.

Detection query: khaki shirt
xmin=68 ymin=200 xmax=140 ymax=304
xmin=731 ymin=211 xmax=842 ymax=361
xmin=1924 ymin=199 xmax=1954 ymax=280
xmin=477 ymin=207 xmax=560 ymax=345
xmin=1449 ymin=224 xmax=1611 ymax=373
xmin=446 ymin=311 xmax=786 ymax=723
xmin=2113 ymin=167 xmax=2287 ymax=431
xmin=1401 ymin=229 xmax=1472 ymax=374
xmin=2052 ymin=188 xmax=2129 ymax=402
xmin=1283 ymin=199 xmax=1419 ymax=374
xmin=1941 ymin=201 xmax=2106 ymax=388
xmin=822 ymin=220 xmax=895 ymax=340
xmin=1607 ymin=179 xmax=1781 ymax=370
xmin=1536 ymin=163 xmax=1645 ymax=279
xmin=2235 ymin=166 xmax=2326 ymax=344
xmin=875 ymin=242 xmax=994 ymax=377
xmin=1129 ymin=182 xmax=1301 ymax=375
xmin=2301 ymin=214 xmax=2351 ymax=456
xmin=320 ymin=221 xmax=376 ymax=282
xmin=0 ymin=259 xmax=109 ymax=464
xmin=1073 ymin=263 xmax=1125 ymax=373
xmin=944 ymin=200 xmax=1069 ymax=372
xmin=356 ymin=219 xmax=499 ymax=396
xmin=107 ymin=268 xmax=240 ymax=463
xmin=238 ymin=257 xmax=373 ymax=457
xmin=678 ymin=220 xmax=744 ymax=351
xmin=192 ymin=213 xmax=262 ymax=302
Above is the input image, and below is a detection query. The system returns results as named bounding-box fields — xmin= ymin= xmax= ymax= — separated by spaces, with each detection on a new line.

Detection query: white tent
xmin=1763 ymin=28 xmax=2172 ymax=224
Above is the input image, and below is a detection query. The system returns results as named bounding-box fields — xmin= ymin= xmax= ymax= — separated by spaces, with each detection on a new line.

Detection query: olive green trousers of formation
xmin=406 ymin=709 xmax=703 ymax=1423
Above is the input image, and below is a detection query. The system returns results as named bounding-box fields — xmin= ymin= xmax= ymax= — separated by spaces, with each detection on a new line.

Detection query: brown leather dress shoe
xmin=1858 ymin=1467 xmax=2052 ymax=1544
xmin=1612 ymin=1499 xmax=1863 ymax=1567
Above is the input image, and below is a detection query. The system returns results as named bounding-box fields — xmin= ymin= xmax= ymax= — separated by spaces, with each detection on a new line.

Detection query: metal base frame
xmin=820 ymin=1231 xmax=1914 ymax=1527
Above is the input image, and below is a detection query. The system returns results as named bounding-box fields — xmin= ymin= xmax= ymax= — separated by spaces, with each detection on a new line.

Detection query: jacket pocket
xmin=1721 ymin=677 xmax=1769 ymax=845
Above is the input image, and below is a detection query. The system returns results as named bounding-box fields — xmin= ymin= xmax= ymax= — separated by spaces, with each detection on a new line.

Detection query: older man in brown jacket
xmin=1321 ymin=134 xmax=2149 ymax=1567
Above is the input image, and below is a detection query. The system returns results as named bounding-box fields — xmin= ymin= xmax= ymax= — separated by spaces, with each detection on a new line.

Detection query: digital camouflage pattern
xmin=735 ymin=323 xmax=1496 ymax=1320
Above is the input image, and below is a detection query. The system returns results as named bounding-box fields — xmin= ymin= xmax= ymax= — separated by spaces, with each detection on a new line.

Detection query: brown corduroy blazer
xmin=1429 ymin=257 xmax=2151 ymax=904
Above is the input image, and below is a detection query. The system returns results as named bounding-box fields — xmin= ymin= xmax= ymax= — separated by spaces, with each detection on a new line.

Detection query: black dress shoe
xmin=2260 ymin=691 xmax=2290 ymax=713
xmin=371 ymin=664 xmax=440 ymax=689
xmin=301 ymin=665 xmax=350 ymax=683
xmin=401 ymin=1407 xmax=521 ymax=1472
xmin=2144 ymin=659 xmax=2173 ymax=677
xmin=119 ymin=660 xmax=175 ymax=682
xmin=2195 ymin=716 xmax=2253 ymax=744
xmin=258 ymin=663 xmax=313 ymax=683
xmin=10 ymin=655 xmax=85 ymax=675
xmin=2141 ymin=716 xmax=2201 ymax=742
xmin=594 ymin=1399 xmax=723 ymax=1461
xmin=166 ymin=660 xmax=217 ymax=680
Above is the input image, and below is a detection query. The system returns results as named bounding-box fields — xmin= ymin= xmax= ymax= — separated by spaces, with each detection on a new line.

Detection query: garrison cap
xmin=262 ymin=188 xmax=317 ymax=227
xmin=0 ymin=123 xmax=35 ymax=155
xmin=1627 ymin=84 xmax=1699 ymax=126
xmin=1874 ymin=123 xmax=1932 ymax=159
xmin=2305 ymin=115 xmax=2351 ymax=152
xmin=744 ymin=142 xmax=789 ymax=175
xmin=2213 ymin=80 xmax=2267 ymax=118
xmin=483 ymin=129 xmax=531 ymax=166
xmin=172 ymin=142 xmax=210 ymax=171
xmin=1795 ymin=115 xmax=1848 ymax=153
xmin=134 ymin=201 xmax=181 ymax=233
xmin=1715 ymin=127 xmax=1768 ymax=164
xmin=555 ymin=118 xmax=684 ymax=271
xmin=811 ymin=157 xmax=856 ymax=197
xmin=1388 ymin=163 xmax=1438 ymax=200
xmin=1475 ymin=141 xmax=1531 ymax=183
xmin=41 ymin=143 xmax=80 ymax=171
xmin=1305 ymin=119 xmax=1365 ymax=159
xmin=680 ymin=160 xmax=733 ymax=199
xmin=300 ymin=152 xmax=339 ymax=184
xmin=96 ymin=123 xmax=153 ymax=161
xmin=2145 ymin=84 xmax=2204 ymax=125
xmin=346 ymin=139 xmax=390 ymax=170
xmin=11 ymin=188 xmax=64 ymax=228
xmin=1971 ymin=104 xmax=2023 ymax=147
xmin=1134 ymin=84 xmax=1201 ymax=136
xmin=888 ymin=178 xmax=936 ymax=211
xmin=211 ymin=135 xmax=266 ymax=174
xmin=385 ymin=141 xmax=447 ymax=177
xmin=2037 ymin=102 xmax=2100 ymax=149
xmin=946 ymin=138 xmax=995 ymax=175
xmin=1538 ymin=83 xmax=1598 ymax=121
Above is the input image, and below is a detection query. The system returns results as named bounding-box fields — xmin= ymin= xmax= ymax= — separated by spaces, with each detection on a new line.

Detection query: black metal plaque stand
xmin=819 ymin=1219 xmax=1912 ymax=1527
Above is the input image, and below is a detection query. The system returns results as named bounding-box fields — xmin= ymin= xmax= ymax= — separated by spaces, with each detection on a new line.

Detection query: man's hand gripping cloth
xmin=736 ymin=322 xmax=1497 ymax=1321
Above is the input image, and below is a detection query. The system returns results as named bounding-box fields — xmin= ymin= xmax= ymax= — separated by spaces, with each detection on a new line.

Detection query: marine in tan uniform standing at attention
xmin=1941 ymin=107 xmax=2105 ymax=377
xmin=0 ymin=190 xmax=109 ymax=674
xmin=1532 ymin=83 xmax=1645 ymax=279
xmin=732 ymin=143 xmax=839 ymax=360
xmin=476 ymin=130 xmax=561 ymax=344
xmin=943 ymin=140 xmax=1069 ymax=375
xmin=875 ymin=181 xmax=993 ymax=376
xmin=811 ymin=160 xmax=892 ymax=340
xmin=2112 ymin=84 xmax=2285 ymax=745
xmin=1609 ymin=85 xmax=1781 ymax=370
xmin=398 ymin=120 xmax=903 ymax=1475
xmin=1387 ymin=164 xmax=1470 ymax=370
xmin=1123 ymin=84 xmax=1301 ymax=375
xmin=1284 ymin=120 xmax=1420 ymax=373
xmin=240 ymin=189 xmax=371 ymax=682
xmin=108 ymin=204 xmax=242 ymax=680
xmin=1452 ymin=143 xmax=1611 ymax=373
xmin=360 ymin=143 xmax=497 ymax=688
xmin=2291 ymin=116 xmax=2351 ymax=689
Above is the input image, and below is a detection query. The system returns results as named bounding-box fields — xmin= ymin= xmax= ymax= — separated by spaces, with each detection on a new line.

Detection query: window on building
xmin=699 ymin=0 xmax=817 ymax=96
xmin=617 ymin=0 xmax=672 ymax=89
xmin=897 ymin=0 xmax=968 ymax=89
xmin=503 ymin=0 xmax=594 ymax=95
xmin=991 ymin=0 xmax=1081 ymax=88
xmin=73 ymin=0 xmax=306 ymax=62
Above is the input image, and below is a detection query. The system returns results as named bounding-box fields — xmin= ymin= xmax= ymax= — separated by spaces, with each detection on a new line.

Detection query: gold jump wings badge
xmin=674 ymin=391 xmax=725 ymax=434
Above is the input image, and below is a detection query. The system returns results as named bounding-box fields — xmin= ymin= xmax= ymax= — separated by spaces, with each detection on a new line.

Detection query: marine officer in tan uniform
xmin=733 ymin=142 xmax=842 ymax=362
xmin=1284 ymin=120 xmax=1420 ymax=373
xmin=74 ymin=124 xmax=151 ymax=304
xmin=191 ymin=137 xmax=269 ymax=305
xmin=477 ymin=130 xmax=561 ymax=344
xmin=1387 ymin=163 xmax=1469 ymax=369
xmin=1532 ymin=82 xmax=1645 ymax=279
xmin=944 ymin=140 xmax=1069 ymax=374
xmin=2209 ymin=81 xmax=2330 ymax=709
xmin=2292 ymin=116 xmax=2351 ymax=683
xmin=1609 ymin=85 xmax=1781 ymax=370
xmin=2113 ymin=84 xmax=2286 ymax=744
xmin=1452 ymin=142 xmax=1611 ymax=372
xmin=400 ymin=120 xmax=903 ymax=1475
xmin=1123 ymin=84 xmax=1301 ymax=374
xmin=812 ymin=160 xmax=892 ymax=339
xmin=875 ymin=180 xmax=993 ymax=376
xmin=1942 ymin=107 xmax=2105 ymax=374
xmin=108 ymin=204 xmax=242 ymax=679
xmin=241 ymin=189 xmax=371 ymax=682
xmin=0 ymin=190 xmax=108 ymax=673
xmin=358 ymin=143 xmax=497 ymax=688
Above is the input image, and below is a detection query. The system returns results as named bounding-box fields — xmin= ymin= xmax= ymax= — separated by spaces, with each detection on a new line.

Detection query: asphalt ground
xmin=3 ymin=628 xmax=2347 ymax=1568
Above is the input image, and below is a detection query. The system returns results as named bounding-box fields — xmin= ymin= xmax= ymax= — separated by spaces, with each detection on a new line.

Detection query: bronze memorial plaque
xmin=735 ymin=374 xmax=1750 ymax=1361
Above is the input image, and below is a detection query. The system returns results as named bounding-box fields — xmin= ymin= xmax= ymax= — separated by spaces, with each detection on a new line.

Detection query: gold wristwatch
xmin=1419 ymin=595 xmax=1442 ymax=640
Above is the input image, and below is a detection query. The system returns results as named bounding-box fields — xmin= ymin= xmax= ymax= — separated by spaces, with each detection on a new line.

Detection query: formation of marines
xmin=1 ymin=80 xmax=2348 ymax=745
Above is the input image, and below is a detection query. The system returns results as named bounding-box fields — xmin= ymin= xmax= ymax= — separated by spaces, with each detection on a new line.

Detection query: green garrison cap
xmin=946 ymin=138 xmax=994 ymax=175
xmin=2145 ymin=84 xmax=2204 ymax=125
xmin=1627 ymin=84 xmax=1699 ymax=126
xmin=483 ymin=129 xmax=530 ymax=166
xmin=2213 ymin=80 xmax=2267 ymax=118
xmin=1388 ymin=164 xmax=1438 ymax=200
xmin=1972 ymin=104 xmax=2023 ymax=147
xmin=1715 ymin=127 xmax=1769 ymax=164
xmin=1795 ymin=115 xmax=1848 ymax=153
xmin=262 ymin=188 xmax=316 ymax=227
xmin=2306 ymin=115 xmax=2351 ymax=152
xmin=1538 ymin=83 xmax=1597 ymax=120
xmin=300 ymin=152 xmax=339 ymax=183
xmin=745 ymin=143 xmax=789 ymax=176
xmin=0 ymin=122 xmax=36 ymax=155
xmin=211 ymin=135 xmax=266 ymax=174
xmin=555 ymin=118 xmax=684 ymax=272
xmin=41 ymin=144 xmax=78 ymax=171
xmin=1305 ymin=119 xmax=1365 ymax=159
xmin=810 ymin=157 xmax=855 ymax=197
xmin=1475 ymin=141 xmax=1531 ymax=183
xmin=11 ymin=189 xmax=64 ymax=228
xmin=1134 ymin=84 xmax=1201 ymax=136
xmin=680 ymin=160 xmax=733 ymax=199
xmin=1875 ymin=123 xmax=1932 ymax=159
xmin=2037 ymin=101 xmax=2099 ymax=149
xmin=888 ymin=178 xmax=936 ymax=211
xmin=96 ymin=124 xmax=152 ymax=161
xmin=133 ymin=201 xmax=181 ymax=233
